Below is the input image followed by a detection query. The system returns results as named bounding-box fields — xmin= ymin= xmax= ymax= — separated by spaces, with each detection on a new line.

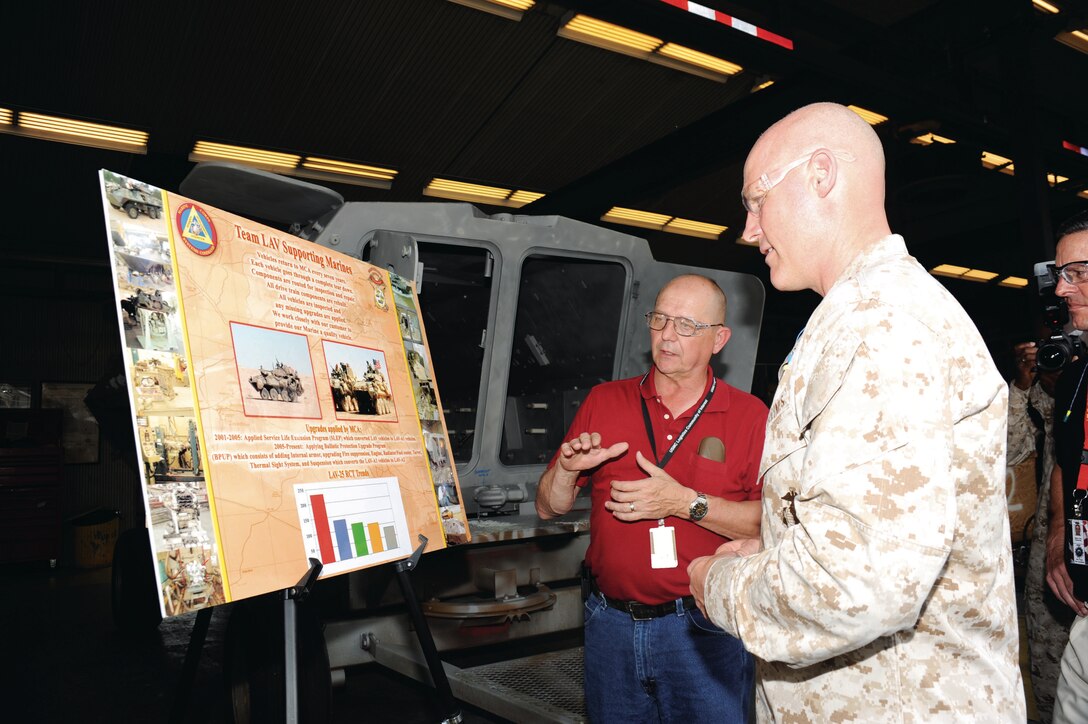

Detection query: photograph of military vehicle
xmin=105 ymin=179 xmax=164 ymax=220
xmin=229 ymin=323 xmax=321 ymax=419
xmin=248 ymin=362 xmax=304 ymax=402
xmin=324 ymin=342 xmax=396 ymax=419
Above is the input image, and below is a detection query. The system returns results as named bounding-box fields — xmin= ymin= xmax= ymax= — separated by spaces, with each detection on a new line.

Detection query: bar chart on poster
xmin=293 ymin=478 xmax=410 ymax=575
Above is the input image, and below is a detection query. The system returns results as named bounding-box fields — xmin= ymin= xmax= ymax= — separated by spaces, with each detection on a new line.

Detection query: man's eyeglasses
xmin=1056 ymin=260 xmax=1088 ymax=285
xmin=645 ymin=311 xmax=723 ymax=337
xmin=741 ymin=149 xmax=857 ymax=217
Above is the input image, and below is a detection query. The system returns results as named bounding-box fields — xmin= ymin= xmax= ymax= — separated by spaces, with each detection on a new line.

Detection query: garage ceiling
xmin=3 ymin=0 xmax=1088 ymax=364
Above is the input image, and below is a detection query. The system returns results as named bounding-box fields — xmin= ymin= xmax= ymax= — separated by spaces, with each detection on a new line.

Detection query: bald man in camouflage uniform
xmin=688 ymin=102 xmax=1025 ymax=721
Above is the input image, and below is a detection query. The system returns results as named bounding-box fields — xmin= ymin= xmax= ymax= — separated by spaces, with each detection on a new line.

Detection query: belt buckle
xmin=628 ymin=602 xmax=654 ymax=621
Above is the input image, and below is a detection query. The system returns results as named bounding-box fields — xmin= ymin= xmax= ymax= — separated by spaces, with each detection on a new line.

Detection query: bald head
xmin=752 ymin=102 xmax=886 ymax=202
xmin=742 ymin=102 xmax=893 ymax=295
xmin=656 ymin=274 xmax=727 ymax=324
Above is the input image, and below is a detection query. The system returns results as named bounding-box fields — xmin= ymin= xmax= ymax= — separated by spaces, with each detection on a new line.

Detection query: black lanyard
xmin=640 ymin=376 xmax=716 ymax=470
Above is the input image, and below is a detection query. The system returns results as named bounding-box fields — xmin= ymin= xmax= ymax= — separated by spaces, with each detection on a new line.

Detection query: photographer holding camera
xmin=1038 ymin=209 xmax=1088 ymax=722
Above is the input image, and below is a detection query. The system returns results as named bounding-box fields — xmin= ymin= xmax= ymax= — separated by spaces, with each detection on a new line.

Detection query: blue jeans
xmin=583 ymin=592 xmax=753 ymax=723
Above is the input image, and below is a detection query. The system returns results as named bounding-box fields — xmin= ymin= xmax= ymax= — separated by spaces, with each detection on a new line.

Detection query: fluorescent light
xmin=931 ymin=264 xmax=1002 ymax=283
xmin=423 ymin=178 xmax=544 ymax=208
xmin=1057 ymin=30 xmax=1088 ymax=54
xmin=559 ymin=14 xmax=662 ymax=55
xmin=190 ymin=141 xmax=299 ymax=170
xmin=753 ymin=79 xmax=775 ymax=92
xmin=508 ymin=190 xmax=546 ymax=205
xmin=931 ymin=264 xmax=971 ymax=278
xmin=663 ymin=217 xmax=728 ymax=240
xmin=1 ymin=111 xmax=148 ymax=153
xmin=602 ymin=207 xmax=672 ymax=229
xmin=447 ymin=0 xmax=534 ymax=21
xmin=999 ymin=276 xmax=1029 ymax=288
xmin=602 ymin=207 xmax=727 ymax=240
xmin=1048 ymin=173 xmax=1069 ymax=187
xmin=911 ymin=132 xmax=956 ymax=146
xmin=559 ymin=14 xmax=742 ymax=82
xmin=981 ymin=150 xmax=1015 ymax=175
xmin=962 ymin=269 xmax=999 ymax=282
xmin=656 ymin=43 xmax=742 ymax=77
xmin=1080 ymin=190 xmax=1088 ymax=200
xmin=1032 ymin=0 xmax=1060 ymax=12
xmin=847 ymin=105 xmax=888 ymax=125
xmin=293 ymin=157 xmax=397 ymax=189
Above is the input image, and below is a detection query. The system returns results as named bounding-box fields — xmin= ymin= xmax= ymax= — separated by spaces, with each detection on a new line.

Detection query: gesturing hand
xmin=557 ymin=432 xmax=629 ymax=473
xmin=606 ymin=451 xmax=685 ymax=521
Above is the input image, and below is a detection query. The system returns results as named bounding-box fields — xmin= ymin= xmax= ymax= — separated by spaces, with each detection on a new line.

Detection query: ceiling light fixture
xmin=190 ymin=142 xmax=398 ymax=188
xmin=981 ymin=150 xmax=1015 ymax=175
xmin=847 ymin=105 xmax=888 ymax=125
xmin=753 ymin=79 xmax=775 ymax=92
xmin=447 ymin=0 xmax=534 ymax=21
xmin=930 ymin=264 xmax=1002 ymax=283
xmin=999 ymin=276 xmax=1029 ymax=288
xmin=1032 ymin=0 xmax=1060 ymax=12
xmin=658 ymin=1 xmax=794 ymax=50
xmin=1057 ymin=29 xmax=1088 ymax=54
xmin=601 ymin=206 xmax=727 ymax=240
xmin=423 ymin=178 xmax=544 ymax=208
xmin=558 ymin=14 xmax=742 ymax=82
xmin=1048 ymin=173 xmax=1069 ymax=187
xmin=296 ymin=157 xmax=397 ymax=189
xmin=911 ymin=132 xmax=956 ymax=146
xmin=1 ymin=110 xmax=149 ymax=153
xmin=191 ymin=141 xmax=299 ymax=169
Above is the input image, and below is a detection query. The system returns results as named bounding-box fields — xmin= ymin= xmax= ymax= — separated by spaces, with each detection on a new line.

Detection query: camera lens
xmin=1038 ymin=340 xmax=1070 ymax=372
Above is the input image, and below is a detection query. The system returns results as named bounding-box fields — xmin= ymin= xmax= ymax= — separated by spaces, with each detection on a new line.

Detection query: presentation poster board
xmin=99 ymin=171 xmax=468 ymax=617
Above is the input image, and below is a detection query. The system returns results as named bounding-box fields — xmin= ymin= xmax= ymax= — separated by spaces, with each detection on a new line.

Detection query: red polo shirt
xmin=549 ymin=366 xmax=768 ymax=604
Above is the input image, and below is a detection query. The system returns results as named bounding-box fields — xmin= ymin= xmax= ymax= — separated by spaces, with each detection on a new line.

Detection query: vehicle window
xmin=413 ymin=243 xmax=494 ymax=463
xmin=500 ymin=255 xmax=626 ymax=466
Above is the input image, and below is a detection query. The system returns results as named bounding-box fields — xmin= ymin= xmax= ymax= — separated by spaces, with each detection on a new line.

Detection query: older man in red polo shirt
xmin=537 ymin=274 xmax=767 ymax=723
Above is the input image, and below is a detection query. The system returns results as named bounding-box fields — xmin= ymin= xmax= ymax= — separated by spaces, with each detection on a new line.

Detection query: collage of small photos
xmin=391 ymin=273 xmax=466 ymax=543
xmin=102 ymin=171 xmax=225 ymax=616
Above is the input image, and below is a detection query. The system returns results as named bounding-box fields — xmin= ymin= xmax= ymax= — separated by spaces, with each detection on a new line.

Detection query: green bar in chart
xmin=352 ymin=522 xmax=369 ymax=556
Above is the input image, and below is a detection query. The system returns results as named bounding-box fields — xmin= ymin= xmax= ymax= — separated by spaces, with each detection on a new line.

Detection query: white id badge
xmin=650 ymin=525 xmax=678 ymax=569
xmin=1071 ymin=520 xmax=1088 ymax=567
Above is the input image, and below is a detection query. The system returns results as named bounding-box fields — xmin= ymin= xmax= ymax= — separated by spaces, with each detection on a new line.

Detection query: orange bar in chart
xmin=367 ymin=522 xmax=384 ymax=554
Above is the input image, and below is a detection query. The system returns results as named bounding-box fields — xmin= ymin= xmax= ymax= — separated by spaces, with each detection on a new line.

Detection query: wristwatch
xmin=689 ymin=492 xmax=709 ymax=522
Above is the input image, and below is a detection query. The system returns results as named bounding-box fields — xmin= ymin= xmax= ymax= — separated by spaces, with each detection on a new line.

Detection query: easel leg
xmin=169 ymin=605 xmax=214 ymax=724
xmin=395 ymin=536 xmax=463 ymax=724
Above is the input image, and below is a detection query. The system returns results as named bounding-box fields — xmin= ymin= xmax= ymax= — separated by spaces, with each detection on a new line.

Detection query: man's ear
xmin=713 ymin=326 xmax=732 ymax=354
xmin=810 ymin=149 xmax=838 ymax=199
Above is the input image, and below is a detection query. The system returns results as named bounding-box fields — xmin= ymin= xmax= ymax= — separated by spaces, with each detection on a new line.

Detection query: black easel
xmin=284 ymin=558 xmax=324 ymax=724
xmin=170 ymin=605 xmax=214 ymax=724
xmin=169 ymin=557 xmax=323 ymax=724
xmin=395 ymin=535 xmax=463 ymax=724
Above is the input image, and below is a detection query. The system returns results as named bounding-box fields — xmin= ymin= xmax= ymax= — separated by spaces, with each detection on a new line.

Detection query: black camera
xmin=1034 ymin=261 xmax=1086 ymax=372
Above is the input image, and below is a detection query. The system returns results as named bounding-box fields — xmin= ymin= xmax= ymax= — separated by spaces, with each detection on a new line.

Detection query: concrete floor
xmin=0 ymin=562 xmax=510 ymax=724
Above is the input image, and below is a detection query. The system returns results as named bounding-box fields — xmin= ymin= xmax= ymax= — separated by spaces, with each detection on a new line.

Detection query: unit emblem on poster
xmin=176 ymin=203 xmax=218 ymax=256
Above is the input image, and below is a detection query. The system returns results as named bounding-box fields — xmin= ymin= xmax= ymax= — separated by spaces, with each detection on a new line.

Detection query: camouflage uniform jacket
xmin=704 ymin=235 xmax=1025 ymax=722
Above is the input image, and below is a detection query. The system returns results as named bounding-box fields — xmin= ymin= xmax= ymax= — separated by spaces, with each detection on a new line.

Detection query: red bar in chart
xmin=310 ymin=493 xmax=336 ymax=565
